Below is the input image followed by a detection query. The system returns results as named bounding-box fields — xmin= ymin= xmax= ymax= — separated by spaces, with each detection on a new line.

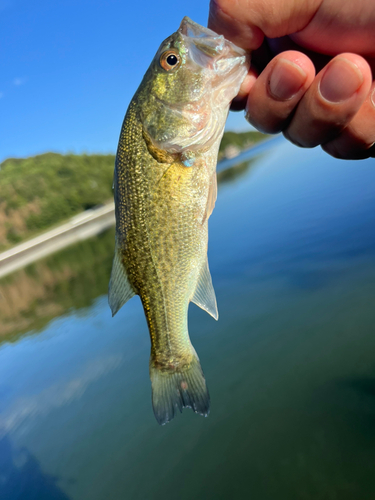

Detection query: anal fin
xmin=108 ymin=242 xmax=135 ymax=316
xmin=191 ymin=258 xmax=218 ymax=320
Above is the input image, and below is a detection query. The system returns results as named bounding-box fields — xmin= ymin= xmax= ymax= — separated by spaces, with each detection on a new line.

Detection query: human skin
xmin=208 ymin=0 xmax=375 ymax=159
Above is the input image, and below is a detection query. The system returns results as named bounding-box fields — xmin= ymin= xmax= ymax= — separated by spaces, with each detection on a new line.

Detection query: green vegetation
xmin=0 ymin=130 xmax=267 ymax=250
xmin=0 ymin=153 xmax=115 ymax=250
xmin=0 ymin=227 xmax=115 ymax=343
xmin=0 ymin=130 xmax=267 ymax=344
xmin=0 ymin=155 xmax=259 ymax=344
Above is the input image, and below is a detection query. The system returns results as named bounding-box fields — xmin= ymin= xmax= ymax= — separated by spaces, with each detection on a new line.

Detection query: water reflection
xmin=0 ymin=437 xmax=70 ymax=500
xmin=0 ymin=354 xmax=122 ymax=437
xmin=217 ymin=159 xmax=256 ymax=185
xmin=346 ymin=377 xmax=375 ymax=400
xmin=1 ymin=139 xmax=375 ymax=499
xmin=0 ymin=229 xmax=115 ymax=343
xmin=0 ymin=155 xmax=257 ymax=346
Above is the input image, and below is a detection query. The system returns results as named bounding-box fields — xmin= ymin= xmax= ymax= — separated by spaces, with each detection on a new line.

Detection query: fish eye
xmin=160 ymin=50 xmax=181 ymax=71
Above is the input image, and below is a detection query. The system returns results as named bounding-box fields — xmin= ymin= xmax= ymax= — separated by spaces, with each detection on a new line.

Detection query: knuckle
xmin=321 ymin=142 xmax=345 ymax=159
xmin=284 ymin=124 xmax=325 ymax=148
xmin=283 ymin=130 xmax=313 ymax=148
xmin=246 ymin=112 xmax=282 ymax=134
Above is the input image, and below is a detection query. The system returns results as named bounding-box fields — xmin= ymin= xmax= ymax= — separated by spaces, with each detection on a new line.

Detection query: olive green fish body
xmin=115 ymin=97 xmax=216 ymax=358
xmin=109 ymin=17 xmax=249 ymax=424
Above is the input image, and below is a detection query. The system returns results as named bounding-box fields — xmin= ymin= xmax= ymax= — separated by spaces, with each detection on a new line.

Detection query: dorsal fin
xmin=191 ymin=258 xmax=218 ymax=320
xmin=108 ymin=242 xmax=136 ymax=316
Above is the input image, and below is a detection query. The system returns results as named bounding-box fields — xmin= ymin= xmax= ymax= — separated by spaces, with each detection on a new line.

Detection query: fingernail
xmin=371 ymin=87 xmax=375 ymax=108
xmin=268 ymin=59 xmax=307 ymax=101
xmin=319 ymin=58 xmax=363 ymax=103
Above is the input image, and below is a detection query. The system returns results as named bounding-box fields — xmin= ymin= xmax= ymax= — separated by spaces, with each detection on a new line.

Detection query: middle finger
xmin=284 ymin=53 xmax=372 ymax=148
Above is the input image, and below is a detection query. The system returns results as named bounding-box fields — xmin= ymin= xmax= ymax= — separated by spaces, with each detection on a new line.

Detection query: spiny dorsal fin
xmin=191 ymin=258 xmax=218 ymax=320
xmin=108 ymin=242 xmax=135 ymax=316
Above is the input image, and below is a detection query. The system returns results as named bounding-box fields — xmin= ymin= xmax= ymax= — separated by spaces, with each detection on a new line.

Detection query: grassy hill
xmin=0 ymin=153 xmax=115 ymax=250
xmin=0 ymin=130 xmax=267 ymax=250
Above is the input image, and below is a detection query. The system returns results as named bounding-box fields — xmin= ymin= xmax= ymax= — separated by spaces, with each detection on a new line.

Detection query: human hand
xmin=208 ymin=0 xmax=375 ymax=159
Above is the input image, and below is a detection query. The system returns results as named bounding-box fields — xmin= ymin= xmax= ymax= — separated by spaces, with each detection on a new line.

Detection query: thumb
xmin=208 ymin=0 xmax=321 ymax=50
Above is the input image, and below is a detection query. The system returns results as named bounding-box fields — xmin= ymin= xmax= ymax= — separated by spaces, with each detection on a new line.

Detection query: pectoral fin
xmin=191 ymin=258 xmax=218 ymax=320
xmin=108 ymin=242 xmax=135 ymax=316
xmin=203 ymin=171 xmax=217 ymax=223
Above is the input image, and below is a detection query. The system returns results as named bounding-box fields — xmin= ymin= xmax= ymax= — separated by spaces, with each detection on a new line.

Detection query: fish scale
xmin=109 ymin=17 xmax=249 ymax=424
xmin=116 ymin=100 xmax=204 ymax=356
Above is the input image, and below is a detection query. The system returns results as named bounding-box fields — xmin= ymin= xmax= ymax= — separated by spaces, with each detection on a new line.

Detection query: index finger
xmin=208 ymin=0 xmax=321 ymax=49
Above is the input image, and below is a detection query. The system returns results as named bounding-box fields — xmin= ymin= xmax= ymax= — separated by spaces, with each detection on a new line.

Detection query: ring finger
xmin=284 ymin=53 xmax=372 ymax=148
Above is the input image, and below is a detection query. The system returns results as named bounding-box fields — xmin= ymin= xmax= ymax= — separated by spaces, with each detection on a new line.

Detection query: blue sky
xmin=0 ymin=0 xmax=252 ymax=163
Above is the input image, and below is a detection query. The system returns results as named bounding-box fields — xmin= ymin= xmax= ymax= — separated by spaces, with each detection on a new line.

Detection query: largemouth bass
xmin=109 ymin=17 xmax=248 ymax=424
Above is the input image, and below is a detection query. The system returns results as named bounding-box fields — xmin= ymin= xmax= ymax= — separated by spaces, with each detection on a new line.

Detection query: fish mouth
xmin=178 ymin=16 xmax=249 ymax=78
xmin=142 ymin=18 xmax=250 ymax=155
xmin=178 ymin=16 xmax=226 ymax=51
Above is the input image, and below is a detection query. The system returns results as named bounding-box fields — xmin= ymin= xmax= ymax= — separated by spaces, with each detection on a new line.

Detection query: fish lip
xmin=177 ymin=16 xmax=249 ymax=77
xmin=178 ymin=16 xmax=247 ymax=59
xmin=178 ymin=16 xmax=221 ymax=40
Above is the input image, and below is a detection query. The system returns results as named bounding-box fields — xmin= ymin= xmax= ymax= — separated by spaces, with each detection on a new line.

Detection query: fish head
xmin=140 ymin=17 xmax=249 ymax=157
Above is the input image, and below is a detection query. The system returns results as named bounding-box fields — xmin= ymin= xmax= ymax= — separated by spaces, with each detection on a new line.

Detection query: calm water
xmin=1 ymin=138 xmax=375 ymax=500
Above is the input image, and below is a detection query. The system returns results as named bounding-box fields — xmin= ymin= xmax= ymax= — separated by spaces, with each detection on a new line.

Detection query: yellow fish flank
xmin=109 ymin=17 xmax=249 ymax=424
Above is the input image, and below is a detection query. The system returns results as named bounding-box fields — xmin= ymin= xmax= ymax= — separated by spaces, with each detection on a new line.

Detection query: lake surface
xmin=1 ymin=137 xmax=375 ymax=500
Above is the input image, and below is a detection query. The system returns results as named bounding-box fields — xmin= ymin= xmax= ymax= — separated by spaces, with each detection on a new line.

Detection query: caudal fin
xmin=150 ymin=352 xmax=210 ymax=425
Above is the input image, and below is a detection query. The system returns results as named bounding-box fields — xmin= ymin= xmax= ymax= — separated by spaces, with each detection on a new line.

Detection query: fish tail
xmin=149 ymin=351 xmax=210 ymax=425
